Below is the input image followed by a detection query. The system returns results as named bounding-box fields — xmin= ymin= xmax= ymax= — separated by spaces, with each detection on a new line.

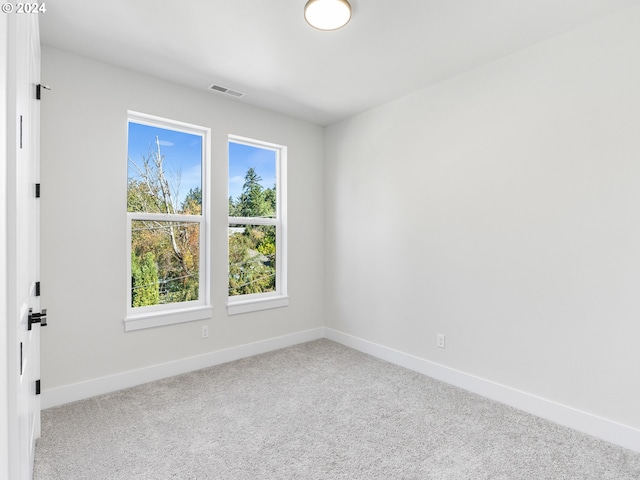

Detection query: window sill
xmin=227 ymin=295 xmax=289 ymax=316
xmin=124 ymin=306 xmax=213 ymax=332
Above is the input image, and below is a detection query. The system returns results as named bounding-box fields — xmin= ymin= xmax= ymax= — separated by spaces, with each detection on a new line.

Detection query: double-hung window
xmin=227 ymin=136 xmax=288 ymax=314
xmin=125 ymin=112 xmax=211 ymax=331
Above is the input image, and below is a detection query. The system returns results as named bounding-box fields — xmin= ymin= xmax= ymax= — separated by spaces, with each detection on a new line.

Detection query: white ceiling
xmin=39 ymin=0 xmax=640 ymax=126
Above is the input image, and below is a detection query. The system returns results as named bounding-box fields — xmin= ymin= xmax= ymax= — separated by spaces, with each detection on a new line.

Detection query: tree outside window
xmin=126 ymin=113 xmax=210 ymax=329
xmin=228 ymin=138 xmax=287 ymax=309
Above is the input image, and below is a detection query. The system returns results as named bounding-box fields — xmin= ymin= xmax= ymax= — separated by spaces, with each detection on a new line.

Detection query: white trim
xmin=39 ymin=325 xmax=640 ymax=453
xmin=278 ymin=146 xmax=288 ymax=296
xmin=41 ymin=327 xmax=324 ymax=409
xmin=229 ymin=216 xmax=277 ymax=225
xmin=228 ymin=134 xmax=283 ymax=151
xmin=0 ymin=14 xmax=9 ymax=479
xmin=128 ymin=212 xmax=204 ymax=222
xmin=324 ymin=328 xmax=640 ymax=453
xmin=227 ymin=136 xmax=287 ymax=306
xmin=227 ymin=295 xmax=290 ymax=316
xmin=125 ymin=112 xmax=211 ymax=330
xmin=128 ymin=111 xmax=208 ymax=138
xmin=123 ymin=306 xmax=213 ymax=332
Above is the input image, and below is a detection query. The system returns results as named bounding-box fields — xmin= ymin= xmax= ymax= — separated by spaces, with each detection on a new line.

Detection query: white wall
xmin=40 ymin=47 xmax=324 ymax=392
xmin=325 ymin=6 xmax=640 ymax=431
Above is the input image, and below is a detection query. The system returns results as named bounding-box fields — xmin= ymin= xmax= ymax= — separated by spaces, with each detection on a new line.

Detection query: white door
xmin=7 ymin=13 xmax=42 ymax=480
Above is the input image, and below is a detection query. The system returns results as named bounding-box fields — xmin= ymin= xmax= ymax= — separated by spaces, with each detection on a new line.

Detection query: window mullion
xmin=228 ymin=216 xmax=277 ymax=226
xmin=130 ymin=212 xmax=203 ymax=222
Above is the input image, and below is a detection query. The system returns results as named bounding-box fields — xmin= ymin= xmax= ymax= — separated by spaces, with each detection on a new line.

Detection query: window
xmin=228 ymin=136 xmax=288 ymax=314
xmin=125 ymin=112 xmax=211 ymax=331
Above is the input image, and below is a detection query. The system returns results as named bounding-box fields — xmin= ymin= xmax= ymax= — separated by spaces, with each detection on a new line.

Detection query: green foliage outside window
xmin=128 ymin=137 xmax=201 ymax=307
xmin=228 ymin=168 xmax=277 ymax=296
xmin=131 ymin=251 xmax=160 ymax=307
xmin=129 ymin=138 xmax=278 ymax=304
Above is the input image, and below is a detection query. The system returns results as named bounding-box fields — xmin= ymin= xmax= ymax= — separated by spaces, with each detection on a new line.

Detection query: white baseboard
xmin=324 ymin=327 xmax=640 ymax=453
xmin=41 ymin=325 xmax=640 ymax=453
xmin=41 ymin=327 xmax=324 ymax=410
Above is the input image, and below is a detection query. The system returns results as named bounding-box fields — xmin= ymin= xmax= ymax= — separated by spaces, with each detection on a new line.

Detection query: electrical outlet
xmin=437 ymin=334 xmax=446 ymax=349
xmin=201 ymin=326 xmax=209 ymax=339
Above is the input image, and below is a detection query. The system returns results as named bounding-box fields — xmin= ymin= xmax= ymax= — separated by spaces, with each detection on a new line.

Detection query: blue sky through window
xmin=228 ymin=142 xmax=276 ymax=201
xmin=127 ymin=122 xmax=202 ymax=208
xmin=128 ymin=124 xmax=277 ymax=207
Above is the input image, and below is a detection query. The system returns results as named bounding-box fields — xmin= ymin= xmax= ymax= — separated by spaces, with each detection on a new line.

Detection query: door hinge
xmin=35 ymin=183 xmax=40 ymax=198
xmin=28 ymin=308 xmax=47 ymax=330
xmin=35 ymin=281 xmax=41 ymax=296
xmin=35 ymin=380 xmax=41 ymax=395
xmin=36 ymin=84 xmax=50 ymax=100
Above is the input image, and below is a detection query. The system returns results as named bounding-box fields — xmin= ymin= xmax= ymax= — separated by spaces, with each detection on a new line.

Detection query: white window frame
xmin=227 ymin=135 xmax=288 ymax=315
xmin=124 ymin=111 xmax=212 ymax=331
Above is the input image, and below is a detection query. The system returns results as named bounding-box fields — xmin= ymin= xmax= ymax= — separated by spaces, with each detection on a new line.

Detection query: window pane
xmin=131 ymin=220 xmax=200 ymax=306
xmin=228 ymin=142 xmax=277 ymax=218
xmin=228 ymin=224 xmax=276 ymax=296
xmin=128 ymin=122 xmax=202 ymax=214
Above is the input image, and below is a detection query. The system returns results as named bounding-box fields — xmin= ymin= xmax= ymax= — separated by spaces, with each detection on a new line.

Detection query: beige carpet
xmin=34 ymin=339 xmax=640 ymax=479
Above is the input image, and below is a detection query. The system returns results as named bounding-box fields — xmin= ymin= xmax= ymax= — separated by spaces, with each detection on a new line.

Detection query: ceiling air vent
xmin=207 ymin=83 xmax=245 ymax=98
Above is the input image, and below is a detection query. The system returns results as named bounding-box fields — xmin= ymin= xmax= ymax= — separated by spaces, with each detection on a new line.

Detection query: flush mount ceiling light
xmin=304 ymin=0 xmax=352 ymax=31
